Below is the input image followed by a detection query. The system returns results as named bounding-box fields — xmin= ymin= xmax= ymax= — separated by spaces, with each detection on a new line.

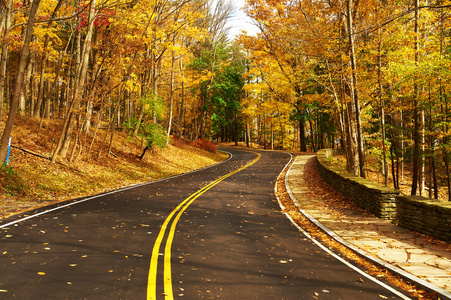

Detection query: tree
xmin=0 ymin=0 xmax=41 ymax=163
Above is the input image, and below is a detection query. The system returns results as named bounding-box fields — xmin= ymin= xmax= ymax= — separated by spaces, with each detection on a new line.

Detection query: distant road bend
xmin=0 ymin=149 xmax=412 ymax=299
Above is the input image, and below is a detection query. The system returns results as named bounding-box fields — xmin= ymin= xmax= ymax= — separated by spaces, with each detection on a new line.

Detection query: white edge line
xmin=276 ymin=153 xmax=412 ymax=300
xmin=284 ymin=156 xmax=451 ymax=300
xmin=0 ymin=150 xmax=233 ymax=229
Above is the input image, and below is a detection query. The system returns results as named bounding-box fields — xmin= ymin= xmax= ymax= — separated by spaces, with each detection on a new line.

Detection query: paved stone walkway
xmin=286 ymin=155 xmax=451 ymax=298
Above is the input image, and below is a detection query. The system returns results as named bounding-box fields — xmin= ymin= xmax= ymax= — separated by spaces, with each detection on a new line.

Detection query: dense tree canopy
xmin=239 ymin=0 xmax=451 ymax=200
xmin=2 ymin=0 xmax=451 ymax=200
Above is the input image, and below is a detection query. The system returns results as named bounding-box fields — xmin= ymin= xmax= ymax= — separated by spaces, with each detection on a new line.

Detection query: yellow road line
xmin=147 ymin=151 xmax=261 ymax=300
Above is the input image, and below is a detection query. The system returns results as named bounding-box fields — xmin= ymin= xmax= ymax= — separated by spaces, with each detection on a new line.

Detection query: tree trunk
xmin=347 ymin=0 xmax=365 ymax=178
xmin=246 ymin=123 xmax=250 ymax=147
xmin=411 ymin=0 xmax=420 ymax=195
xmin=167 ymin=51 xmax=175 ymax=139
xmin=179 ymin=59 xmax=185 ymax=138
xmin=0 ymin=0 xmax=41 ymax=163
xmin=32 ymin=0 xmax=63 ymax=119
xmin=52 ymin=0 xmax=96 ymax=162
xmin=234 ymin=115 xmax=238 ymax=146
xmin=0 ymin=0 xmax=13 ymax=126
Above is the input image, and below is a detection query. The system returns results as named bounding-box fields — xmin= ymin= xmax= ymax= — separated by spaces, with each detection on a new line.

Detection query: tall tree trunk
xmin=34 ymin=58 xmax=47 ymax=118
xmin=270 ymin=120 xmax=274 ymax=151
xmin=198 ymin=85 xmax=207 ymax=140
xmin=234 ymin=115 xmax=238 ymax=146
xmin=32 ymin=0 xmax=63 ymax=119
xmin=246 ymin=123 xmax=250 ymax=147
xmin=167 ymin=51 xmax=175 ymax=139
xmin=378 ymin=19 xmax=388 ymax=186
xmin=179 ymin=59 xmax=185 ymax=138
xmin=347 ymin=0 xmax=365 ymax=177
xmin=19 ymin=56 xmax=32 ymax=116
xmin=0 ymin=0 xmax=41 ymax=162
xmin=0 ymin=0 xmax=13 ymax=127
xmin=411 ymin=0 xmax=420 ymax=195
xmin=52 ymin=0 xmax=96 ymax=162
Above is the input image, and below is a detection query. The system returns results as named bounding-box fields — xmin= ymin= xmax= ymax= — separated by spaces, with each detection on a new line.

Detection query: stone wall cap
xmin=317 ymin=149 xmax=400 ymax=194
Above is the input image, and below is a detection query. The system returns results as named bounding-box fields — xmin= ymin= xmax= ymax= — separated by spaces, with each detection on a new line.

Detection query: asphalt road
xmin=0 ymin=149 xmax=411 ymax=299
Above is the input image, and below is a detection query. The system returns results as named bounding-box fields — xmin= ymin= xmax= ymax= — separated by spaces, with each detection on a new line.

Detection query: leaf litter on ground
xmin=276 ymin=153 xmax=441 ymax=300
xmin=0 ymin=117 xmax=227 ymax=220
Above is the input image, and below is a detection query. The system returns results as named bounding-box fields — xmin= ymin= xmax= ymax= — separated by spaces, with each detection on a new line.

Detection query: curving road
xmin=0 ymin=149 xmax=411 ymax=299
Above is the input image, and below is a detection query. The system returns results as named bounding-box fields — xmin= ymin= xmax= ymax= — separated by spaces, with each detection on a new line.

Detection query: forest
xmin=1 ymin=0 xmax=451 ymax=200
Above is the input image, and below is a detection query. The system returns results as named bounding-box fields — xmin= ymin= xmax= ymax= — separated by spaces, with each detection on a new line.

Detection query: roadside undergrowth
xmin=276 ymin=154 xmax=439 ymax=300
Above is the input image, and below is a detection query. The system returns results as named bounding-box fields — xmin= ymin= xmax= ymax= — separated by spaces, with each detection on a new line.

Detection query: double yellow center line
xmin=147 ymin=151 xmax=261 ymax=300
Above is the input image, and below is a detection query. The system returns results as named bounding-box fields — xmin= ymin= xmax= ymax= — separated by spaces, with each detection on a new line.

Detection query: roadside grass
xmin=0 ymin=117 xmax=227 ymax=219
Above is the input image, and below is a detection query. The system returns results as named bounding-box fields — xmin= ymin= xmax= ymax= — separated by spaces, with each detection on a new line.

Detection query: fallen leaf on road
xmin=379 ymin=295 xmax=388 ymax=299
xmin=38 ymin=272 xmax=45 ymax=276
xmin=279 ymin=260 xmax=288 ymax=264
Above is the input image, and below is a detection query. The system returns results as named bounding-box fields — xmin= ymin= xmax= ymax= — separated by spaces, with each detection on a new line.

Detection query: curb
xmin=284 ymin=157 xmax=451 ymax=300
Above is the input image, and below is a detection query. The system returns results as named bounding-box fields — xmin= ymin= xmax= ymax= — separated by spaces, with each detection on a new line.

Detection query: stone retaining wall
xmin=396 ymin=196 xmax=451 ymax=243
xmin=316 ymin=149 xmax=451 ymax=243
xmin=316 ymin=149 xmax=400 ymax=220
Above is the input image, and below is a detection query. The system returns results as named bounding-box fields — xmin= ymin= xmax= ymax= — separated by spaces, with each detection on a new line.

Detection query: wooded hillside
xmin=2 ymin=0 xmax=451 ymax=201
xmin=0 ymin=0 xmax=246 ymax=165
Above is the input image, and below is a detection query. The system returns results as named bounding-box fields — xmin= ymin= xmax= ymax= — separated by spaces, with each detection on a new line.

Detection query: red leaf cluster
xmin=170 ymin=136 xmax=186 ymax=148
xmin=189 ymin=139 xmax=217 ymax=153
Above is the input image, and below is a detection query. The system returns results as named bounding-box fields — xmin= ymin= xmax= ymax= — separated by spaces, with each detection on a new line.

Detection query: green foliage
xmin=0 ymin=165 xmax=27 ymax=195
xmin=125 ymin=117 xmax=168 ymax=151
xmin=189 ymin=41 xmax=247 ymax=140
xmin=124 ymin=93 xmax=168 ymax=153
xmin=141 ymin=122 xmax=168 ymax=150
xmin=140 ymin=92 xmax=167 ymax=121
xmin=209 ymin=62 xmax=245 ymax=135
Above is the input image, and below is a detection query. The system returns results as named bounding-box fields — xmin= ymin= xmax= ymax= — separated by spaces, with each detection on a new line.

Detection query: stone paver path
xmin=286 ymin=155 xmax=451 ymax=296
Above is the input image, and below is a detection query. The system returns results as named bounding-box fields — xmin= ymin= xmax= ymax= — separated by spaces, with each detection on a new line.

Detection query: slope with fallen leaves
xmin=0 ymin=117 xmax=227 ymax=219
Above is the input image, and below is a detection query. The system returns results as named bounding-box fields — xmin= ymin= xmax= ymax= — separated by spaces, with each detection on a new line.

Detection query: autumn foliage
xmin=189 ymin=139 xmax=217 ymax=154
xmin=238 ymin=0 xmax=451 ymax=201
xmin=2 ymin=0 xmax=451 ymax=200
